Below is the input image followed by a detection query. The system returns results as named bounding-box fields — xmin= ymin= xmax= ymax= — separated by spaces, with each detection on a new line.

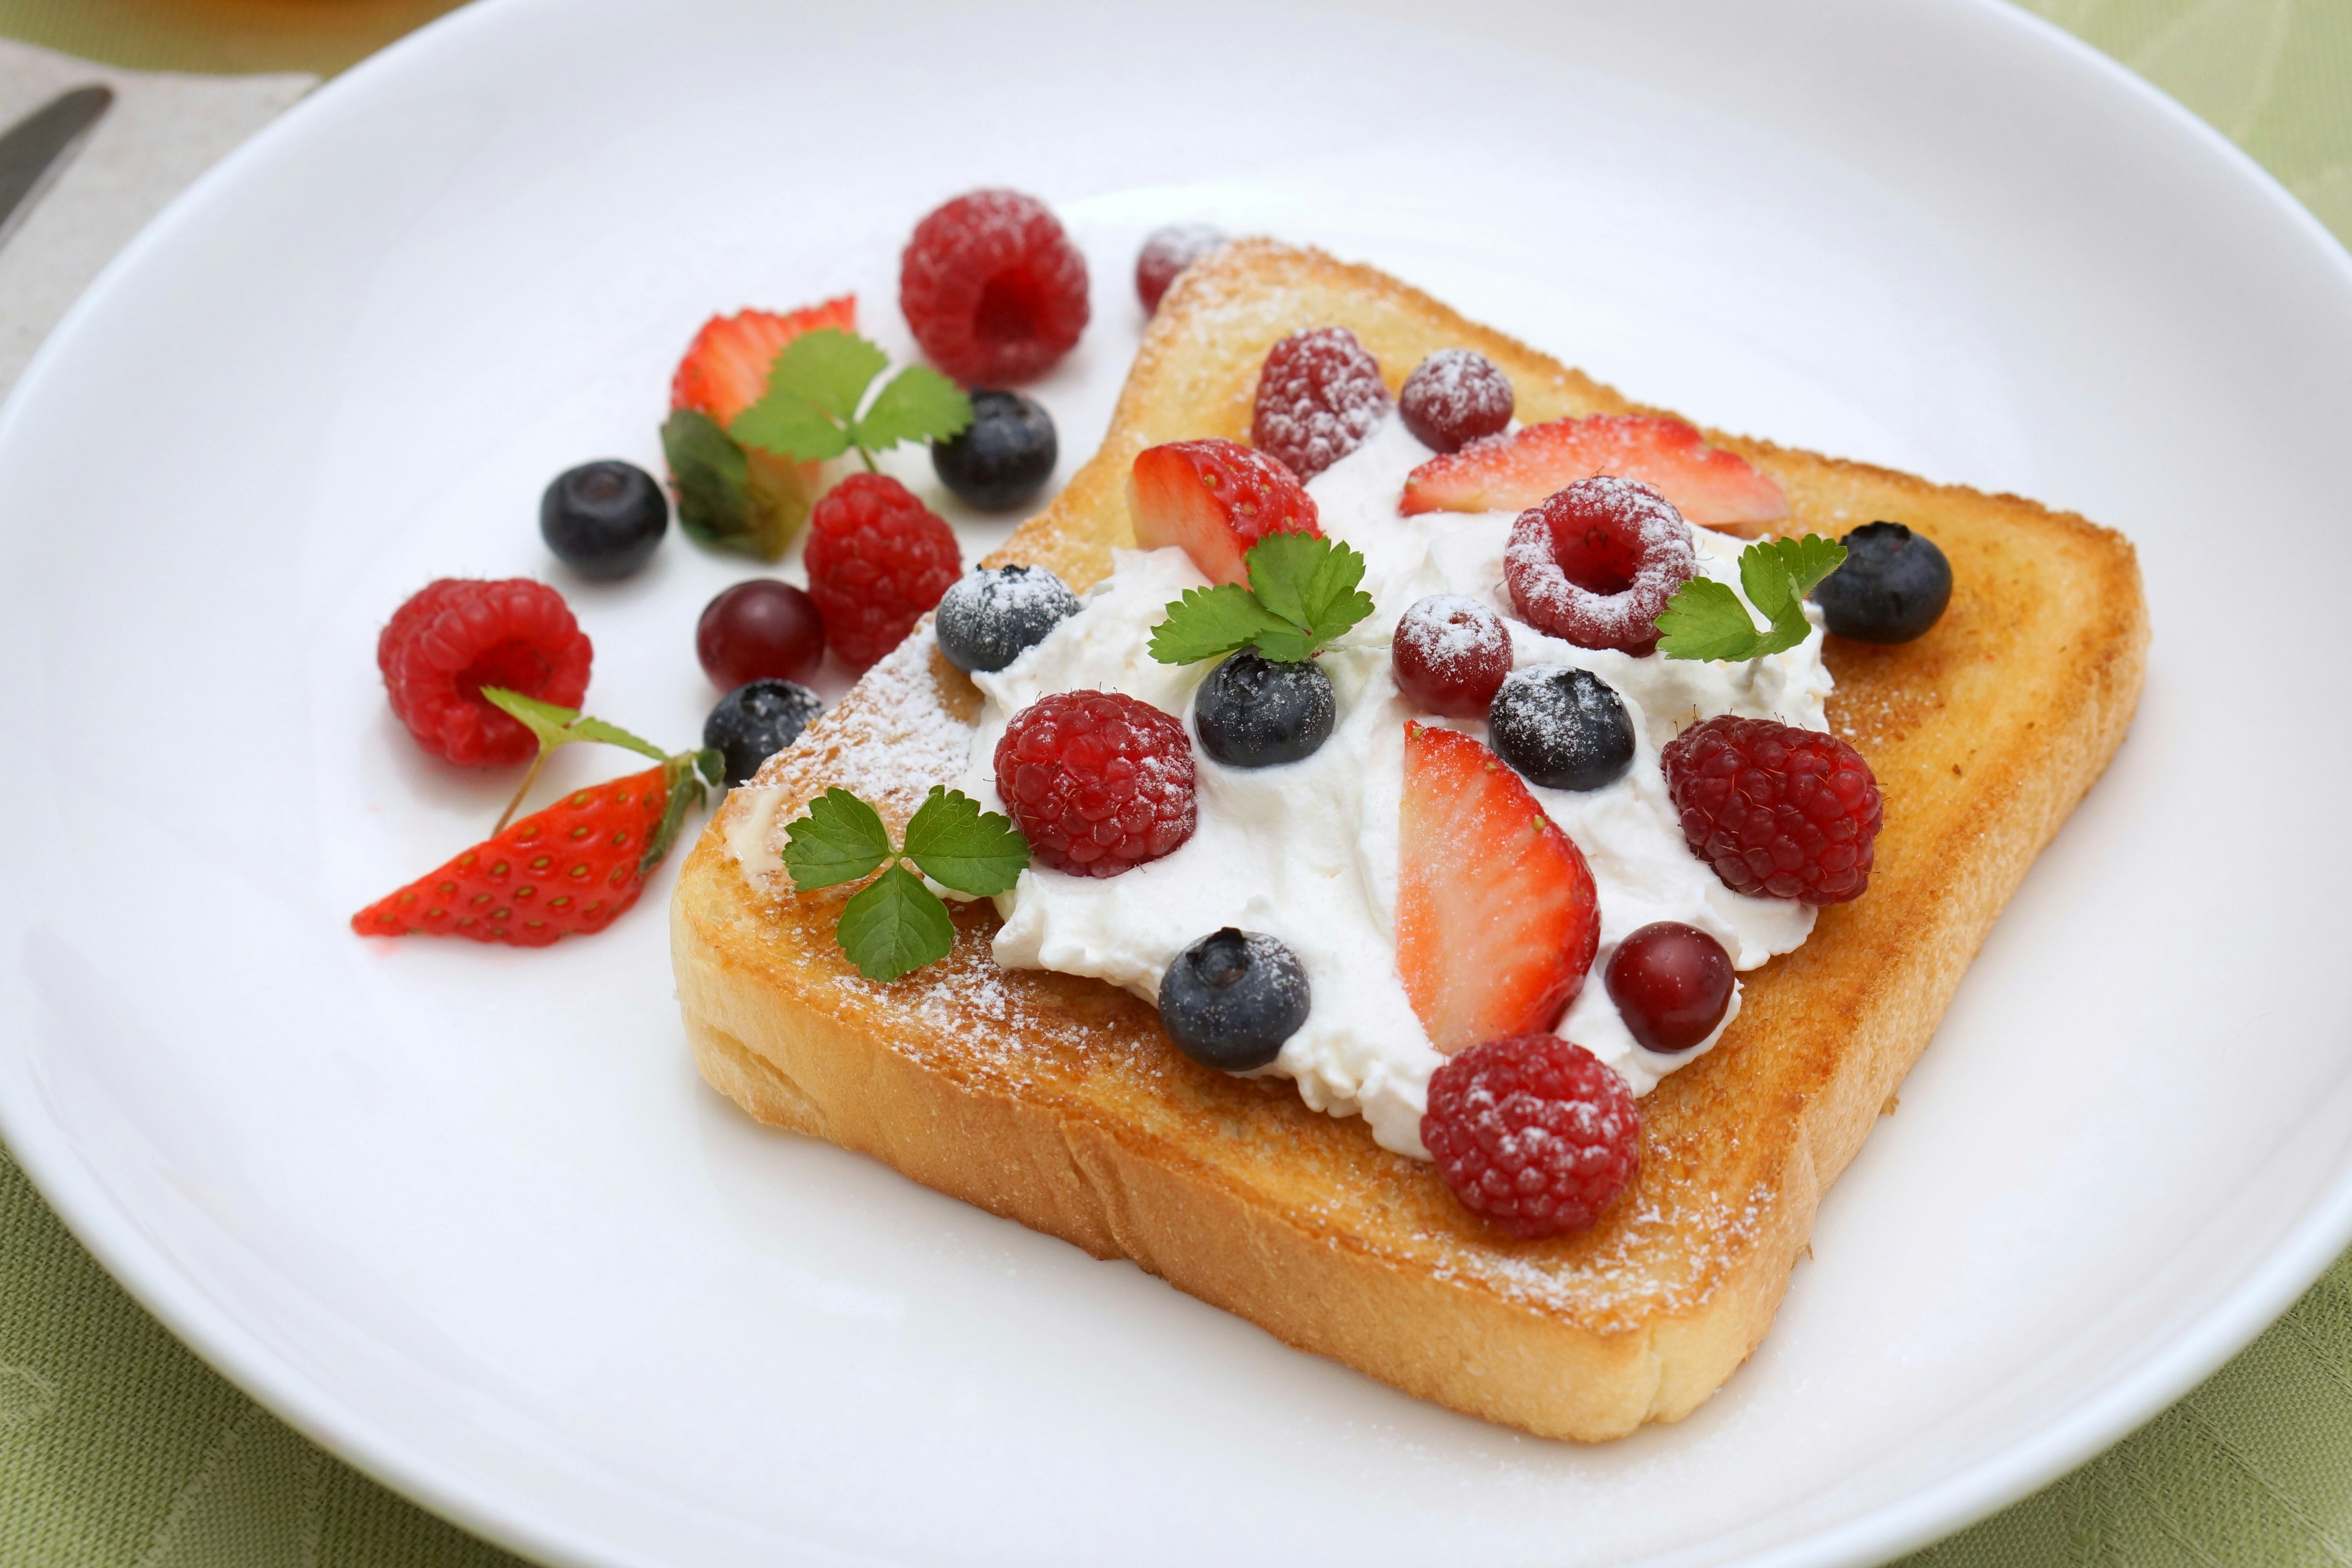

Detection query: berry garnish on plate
xmin=1505 ymin=477 xmax=1697 ymax=655
xmin=1159 ymin=928 xmax=1310 ymax=1072
xmin=1652 ymin=532 xmax=1845 ymax=662
xmin=900 ymin=189 xmax=1090 ymax=385
xmin=993 ymin=690 xmax=1196 ymax=878
xmin=727 ymin=327 xmax=972 ymax=481
xmin=1662 ymin=715 xmax=1883 ymax=903
xmin=662 ymin=298 xmax=856 ymax=561
xmin=1605 ymin=922 xmax=1734 ymax=1054
xmin=1134 ymin=223 xmax=1225 ymax=315
xmin=933 ymin=563 xmax=1080 ymax=673
xmin=352 ymin=692 xmax=721 ymax=948
xmin=1422 ymin=1034 xmax=1638 ymax=1240
xmin=704 ymin=679 xmax=824 ymax=787
xmin=931 ymin=388 xmax=1057 ymax=510
xmin=1128 ymin=437 xmax=1320 ymax=588
xmin=1251 ymin=326 xmax=1392 ymax=481
xmin=1400 ymin=412 xmax=1788 ymax=529
xmin=378 ymin=578 xmax=593 ymax=767
xmin=1398 ymin=350 xmax=1513 ymax=454
xmin=1395 ymin=722 xmax=1599 ymax=1054
xmin=802 ymin=473 xmax=962 ymax=671
xmin=1812 ymin=521 xmax=1952 ymax=644
xmin=1488 ymin=666 xmax=1635 ymax=792
xmin=1392 ymin=594 xmax=1512 ymax=718
xmin=781 ymin=785 xmax=1028 ymax=982
xmin=1193 ymin=649 xmax=1335 ymax=769
xmin=541 ymin=461 xmax=668 ymax=579
xmin=696 ymin=579 xmax=826 ymax=688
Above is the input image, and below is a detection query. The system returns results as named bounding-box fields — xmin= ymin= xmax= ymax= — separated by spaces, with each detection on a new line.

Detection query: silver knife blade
xmin=0 ymin=84 xmax=113 ymax=257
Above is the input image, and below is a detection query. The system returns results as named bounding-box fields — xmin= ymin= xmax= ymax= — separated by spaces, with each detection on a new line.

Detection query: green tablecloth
xmin=3 ymin=1 xmax=2350 ymax=1563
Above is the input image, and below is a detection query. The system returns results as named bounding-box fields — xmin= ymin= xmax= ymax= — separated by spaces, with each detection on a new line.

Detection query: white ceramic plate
xmin=6 ymin=1 xmax=2351 ymax=1563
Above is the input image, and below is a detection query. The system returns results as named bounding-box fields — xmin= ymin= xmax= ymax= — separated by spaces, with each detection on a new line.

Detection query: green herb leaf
xmin=780 ymin=787 xmax=894 ymax=891
xmin=836 ymin=863 xmax=956 ymax=982
xmin=902 ymin=786 xmax=1029 ymax=895
xmin=565 ymin=717 xmax=668 ymax=763
xmin=729 ymin=396 xmax=853 ymax=463
xmin=851 ymin=366 xmax=974 ymax=453
xmin=1656 ymin=534 xmax=1848 ymax=662
xmin=1147 ymin=582 xmax=1293 ymax=665
xmin=1653 ymin=577 xmax=1766 ymax=662
xmin=693 ymin=748 xmax=726 ymax=788
xmin=478 ymin=688 xmax=579 ymax=750
xmin=1148 ymin=535 xmax=1375 ymax=666
xmin=1246 ymin=532 xmax=1374 ymax=649
xmin=768 ymin=328 xmax=889 ymax=421
xmin=639 ymin=754 xmax=710 ymax=877
xmin=662 ymin=408 xmax=754 ymax=543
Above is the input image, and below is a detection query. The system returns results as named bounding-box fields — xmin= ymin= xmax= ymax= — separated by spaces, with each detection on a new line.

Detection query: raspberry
xmin=1398 ymin=349 xmax=1514 ymax=454
xmin=1251 ymin=327 xmax=1392 ymax=481
xmin=993 ymin=691 xmax=1195 ymax=877
xmin=1135 ymin=222 xmax=1224 ymax=314
xmin=1661 ymin=715 xmax=1883 ymax=904
xmin=377 ymin=578 xmax=592 ymax=767
xmin=1422 ymin=1035 xmax=1639 ymax=1240
xmin=1504 ymin=477 xmax=1696 ymax=655
xmin=803 ymin=475 xmax=962 ymax=671
xmin=900 ymin=189 xmax=1090 ymax=385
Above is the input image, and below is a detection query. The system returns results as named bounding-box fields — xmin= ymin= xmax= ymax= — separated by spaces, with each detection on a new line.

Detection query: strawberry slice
xmin=352 ymin=759 xmax=707 ymax=948
xmin=1400 ymin=413 xmax=1787 ymax=530
xmin=662 ymin=297 xmax=858 ymax=561
xmin=1128 ymin=437 xmax=1321 ymax=587
xmin=1395 ymin=722 xmax=1600 ymax=1054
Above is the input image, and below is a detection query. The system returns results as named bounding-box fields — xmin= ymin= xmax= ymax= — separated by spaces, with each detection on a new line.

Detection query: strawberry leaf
xmin=836 ymin=864 xmax=956 ymax=982
xmin=851 ymin=366 xmax=973 ymax=453
xmin=780 ymin=787 xmax=894 ymax=890
xmin=902 ymin=786 xmax=1028 ymax=895
xmin=640 ymin=755 xmax=710 ymax=877
xmin=770 ymin=328 xmax=889 ymax=421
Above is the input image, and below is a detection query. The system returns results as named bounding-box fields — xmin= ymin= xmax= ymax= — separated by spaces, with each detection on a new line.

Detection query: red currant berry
xmin=1398 ymin=350 xmax=1513 ymax=453
xmin=1392 ymin=595 xmax=1511 ymax=718
xmin=1135 ymin=222 xmax=1224 ymax=314
xmin=697 ymin=579 xmax=824 ymax=688
xmin=1604 ymin=922 xmax=1734 ymax=1053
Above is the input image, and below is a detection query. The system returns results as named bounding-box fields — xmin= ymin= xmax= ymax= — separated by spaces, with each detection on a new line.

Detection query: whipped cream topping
xmin=958 ymin=416 xmax=1834 ymax=1159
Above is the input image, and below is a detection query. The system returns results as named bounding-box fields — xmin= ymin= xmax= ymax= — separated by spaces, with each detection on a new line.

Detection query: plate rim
xmin=4 ymin=0 xmax=2351 ymax=1564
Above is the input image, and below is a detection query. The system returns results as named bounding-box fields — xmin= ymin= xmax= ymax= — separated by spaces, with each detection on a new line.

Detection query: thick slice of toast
xmin=671 ymin=241 xmax=2147 ymax=1440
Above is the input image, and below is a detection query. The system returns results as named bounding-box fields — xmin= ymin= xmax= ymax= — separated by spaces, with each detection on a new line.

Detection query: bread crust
xmin=670 ymin=240 xmax=2149 ymax=1440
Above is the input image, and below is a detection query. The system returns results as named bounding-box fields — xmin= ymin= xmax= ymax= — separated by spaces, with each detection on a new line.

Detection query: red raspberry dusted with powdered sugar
xmin=1662 ymin=715 xmax=1883 ymax=904
xmin=377 ymin=578 xmax=593 ymax=767
xmin=1422 ymin=1034 xmax=1639 ymax=1240
xmin=993 ymin=691 xmax=1196 ymax=878
xmin=1134 ymin=222 xmax=1225 ymax=314
xmin=1398 ymin=349 xmax=1515 ymax=454
xmin=1504 ymin=477 xmax=1697 ymax=656
xmin=1251 ymin=326 xmax=1392 ymax=481
xmin=900 ymin=189 xmax=1090 ymax=385
xmin=1391 ymin=594 xmax=1512 ymax=718
xmin=804 ymin=474 xmax=962 ymax=671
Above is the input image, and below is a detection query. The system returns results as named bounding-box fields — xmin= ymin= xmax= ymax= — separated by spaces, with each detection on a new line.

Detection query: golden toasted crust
xmin=670 ymin=240 xmax=2149 ymax=1440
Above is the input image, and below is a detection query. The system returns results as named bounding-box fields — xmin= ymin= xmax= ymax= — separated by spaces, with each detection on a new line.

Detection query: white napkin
xmin=0 ymin=39 xmax=313 ymax=397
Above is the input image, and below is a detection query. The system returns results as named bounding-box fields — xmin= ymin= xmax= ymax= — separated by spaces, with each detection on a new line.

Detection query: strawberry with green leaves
xmin=352 ymin=690 xmax=723 ymax=948
xmin=782 ymin=786 xmax=1028 ymax=981
xmin=663 ymin=310 xmax=974 ymax=562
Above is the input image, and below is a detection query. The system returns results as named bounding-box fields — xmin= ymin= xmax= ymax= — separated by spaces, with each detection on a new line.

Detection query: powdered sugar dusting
xmin=1398 ymin=348 xmax=1514 ymax=453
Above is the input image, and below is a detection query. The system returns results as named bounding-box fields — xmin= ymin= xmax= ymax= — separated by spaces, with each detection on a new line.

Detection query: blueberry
xmin=704 ymin=679 xmax=823 ymax=787
xmin=540 ymin=460 xmax=668 ymax=579
xmin=1488 ymin=665 xmax=1634 ymax=791
xmin=1193 ymin=649 xmax=1335 ymax=767
xmin=1814 ymin=521 xmax=1952 ymax=644
xmin=934 ymin=564 xmax=1080 ymax=673
xmin=932 ymin=390 xmax=1057 ymax=510
xmin=1159 ymin=928 xmax=1311 ymax=1072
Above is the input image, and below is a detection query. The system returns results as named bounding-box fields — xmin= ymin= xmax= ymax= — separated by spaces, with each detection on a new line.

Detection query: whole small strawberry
xmin=353 ymin=689 xmax=721 ymax=948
